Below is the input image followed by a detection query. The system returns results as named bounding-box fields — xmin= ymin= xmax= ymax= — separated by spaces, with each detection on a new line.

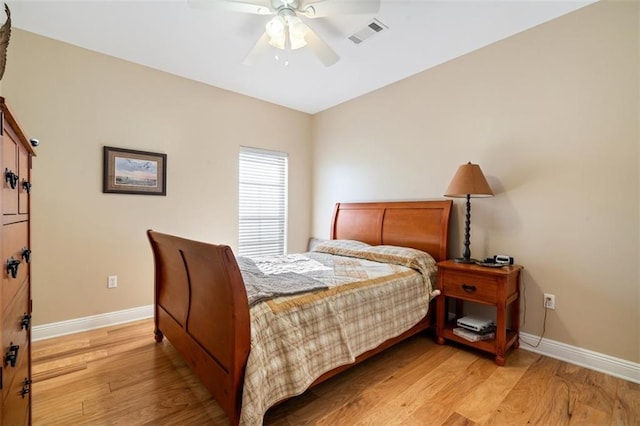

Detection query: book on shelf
xmin=453 ymin=327 xmax=495 ymax=342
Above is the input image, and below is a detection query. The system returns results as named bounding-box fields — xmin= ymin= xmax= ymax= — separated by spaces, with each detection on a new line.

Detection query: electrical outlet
xmin=108 ymin=275 xmax=118 ymax=289
xmin=544 ymin=293 xmax=556 ymax=310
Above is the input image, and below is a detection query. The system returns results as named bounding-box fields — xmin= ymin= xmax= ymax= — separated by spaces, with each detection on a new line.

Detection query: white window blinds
xmin=238 ymin=147 xmax=288 ymax=257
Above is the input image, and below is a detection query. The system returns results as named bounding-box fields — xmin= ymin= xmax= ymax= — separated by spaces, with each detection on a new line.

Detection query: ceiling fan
xmin=189 ymin=0 xmax=381 ymax=66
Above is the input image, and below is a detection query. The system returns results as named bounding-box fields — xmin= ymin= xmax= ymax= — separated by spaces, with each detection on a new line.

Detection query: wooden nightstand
xmin=435 ymin=260 xmax=523 ymax=366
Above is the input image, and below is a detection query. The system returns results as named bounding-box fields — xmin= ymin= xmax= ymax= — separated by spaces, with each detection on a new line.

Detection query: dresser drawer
xmin=2 ymin=283 xmax=30 ymax=425
xmin=2 ymin=128 xmax=19 ymax=216
xmin=1 ymin=344 xmax=30 ymax=426
xmin=3 ymin=281 xmax=30 ymax=354
xmin=441 ymin=271 xmax=498 ymax=304
xmin=2 ymin=221 xmax=29 ymax=311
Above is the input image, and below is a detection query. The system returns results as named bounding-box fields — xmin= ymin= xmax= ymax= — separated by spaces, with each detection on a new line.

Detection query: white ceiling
xmin=8 ymin=0 xmax=594 ymax=114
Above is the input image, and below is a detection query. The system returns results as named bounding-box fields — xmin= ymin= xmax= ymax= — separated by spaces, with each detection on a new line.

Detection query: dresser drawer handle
xmin=21 ymin=248 xmax=31 ymax=263
xmin=21 ymin=378 xmax=31 ymax=398
xmin=22 ymin=180 xmax=32 ymax=194
xmin=21 ymin=314 xmax=31 ymax=331
xmin=5 ymin=344 xmax=19 ymax=367
xmin=6 ymin=257 xmax=20 ymax=279
xmin=4 ymin=168 xmax=18 ymax=190
xmin=462 ymin=284 xmax=477 ymax=293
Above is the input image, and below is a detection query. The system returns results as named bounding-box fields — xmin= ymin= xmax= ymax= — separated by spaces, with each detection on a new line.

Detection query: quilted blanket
xmin=237 ymin=254 xmax=330 ymax=306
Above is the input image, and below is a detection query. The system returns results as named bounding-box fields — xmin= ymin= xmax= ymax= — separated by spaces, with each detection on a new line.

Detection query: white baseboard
xmin=32 ymin=305 xmax=154 ymax=342
xmin=32 ymin=307 xmax=639 ymax=384
xmin=520 ymin=332 xmax=640 ymax=384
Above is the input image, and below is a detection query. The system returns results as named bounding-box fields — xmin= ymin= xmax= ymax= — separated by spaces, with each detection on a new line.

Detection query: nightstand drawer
xmin=441 ymin=271 xmax=498 ymax=304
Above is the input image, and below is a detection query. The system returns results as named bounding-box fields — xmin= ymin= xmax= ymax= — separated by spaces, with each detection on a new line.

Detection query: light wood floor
xmin=32 ymin=319 xmax=639 ymax=425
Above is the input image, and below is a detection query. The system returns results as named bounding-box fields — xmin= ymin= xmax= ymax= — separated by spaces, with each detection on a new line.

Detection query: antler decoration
xmin=0 ymin=3 xmax=11 ymax=80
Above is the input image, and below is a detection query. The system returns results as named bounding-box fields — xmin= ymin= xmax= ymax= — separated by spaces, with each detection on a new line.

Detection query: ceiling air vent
xmin=348 ymin=19 xmax=388 ymax=44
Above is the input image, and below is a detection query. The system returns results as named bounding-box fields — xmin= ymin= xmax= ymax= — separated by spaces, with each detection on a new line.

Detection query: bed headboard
xmin=330 ymin=200 xmax=453 ymax=262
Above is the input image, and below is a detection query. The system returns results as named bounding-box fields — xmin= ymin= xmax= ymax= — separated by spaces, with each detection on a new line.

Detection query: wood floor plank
xmin=440 ymin=412 xmax=478 ymax=426
xmin=32 ymin=362 xmax=88 ymax=383
xmin=33 ymin=348 xmax=109 ymax=375
xmin=81 ymin=381 xmax=211 ymax=423
xmin=526 ymin=377 xmax=573 ymax=425
xmin=31 ymin=319 xmax=639 ymax=425
xmin=409 ymin=356 xmax=498 ymax=425
xmin=149 ymin=400 xmax=229 ymax=425
xmin=32 ymin=381 xmax=111 ymax=425
xmin=349 ymin=349 xmax=479 ymax=425
xmin=32 ymin=339 xmax=92 ymax=361
xmin=454 ymin=349 xmax=538 ymax=424
xmin=612 ymin=379 xmax=640 ymax=426
xmin=568 ymin=402 xmax=609 ymax=426
xmin=570 ymin=368 xmax=619 ymax=424
xmin=483 ymin=355 xmax=561 ymax=425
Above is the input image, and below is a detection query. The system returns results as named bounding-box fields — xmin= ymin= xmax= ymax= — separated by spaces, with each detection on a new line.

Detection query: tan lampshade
xmin=444 ymin=162 xmax=494 ymax=198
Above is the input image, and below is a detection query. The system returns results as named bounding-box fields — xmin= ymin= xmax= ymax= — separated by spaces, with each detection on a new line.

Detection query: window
xmin=238 ymin=147 xmax=288 ymax=257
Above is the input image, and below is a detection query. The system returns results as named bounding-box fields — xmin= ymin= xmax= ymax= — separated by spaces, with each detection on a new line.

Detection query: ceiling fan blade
xmin=188 ymin=0 xmax=272 ymax=15
xmin=242 ymin=32 xmax=271 ymax=66
xmin=300 ymin=0 xmax=380 ymax=18
xmin=304 ymin=26 xmax=339 ymax=67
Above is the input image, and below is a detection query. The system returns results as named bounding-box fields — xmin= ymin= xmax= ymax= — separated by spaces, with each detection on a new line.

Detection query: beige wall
xmin=2 ymin=1 xmax=638 ymax=365
xmin=312 ymin=1 xmax=639 ymax=362
xmin=3 ymin=30 xmax=312 ymax=325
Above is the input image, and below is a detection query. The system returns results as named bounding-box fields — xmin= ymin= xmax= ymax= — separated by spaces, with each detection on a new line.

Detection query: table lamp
xmin=444 ymin=162 xmax=494 ymax=263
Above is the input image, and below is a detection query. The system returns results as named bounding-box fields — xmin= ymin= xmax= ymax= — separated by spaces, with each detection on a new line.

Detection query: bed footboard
xmin=147 ymin=230 xmax=250 ymax=425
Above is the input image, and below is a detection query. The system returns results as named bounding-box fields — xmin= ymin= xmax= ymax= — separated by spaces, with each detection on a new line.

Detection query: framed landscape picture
xmin=103 ymin=146 xmax=167 ymax=195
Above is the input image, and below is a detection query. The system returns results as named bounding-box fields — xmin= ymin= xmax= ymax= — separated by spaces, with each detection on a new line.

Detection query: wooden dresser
xmin=0 ymin=97 xmax=36 ymax=424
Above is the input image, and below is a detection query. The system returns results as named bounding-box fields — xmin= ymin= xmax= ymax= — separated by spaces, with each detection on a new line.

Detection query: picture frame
xmin=103 ymin=146 xmax=167 ymax=195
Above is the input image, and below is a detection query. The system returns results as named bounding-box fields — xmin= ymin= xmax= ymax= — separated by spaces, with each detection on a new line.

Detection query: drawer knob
xmin=462 ymin=284 xmax=477 ymax=293
xmin=4 ymin=168 xmax=18 ymax=189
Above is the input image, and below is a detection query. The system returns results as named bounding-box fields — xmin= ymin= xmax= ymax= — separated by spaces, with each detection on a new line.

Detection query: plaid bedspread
xmin=239 ymin=240 xmax=438 ymax=425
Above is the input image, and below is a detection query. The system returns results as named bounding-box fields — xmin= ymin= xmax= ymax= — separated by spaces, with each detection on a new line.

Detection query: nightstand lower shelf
xmin=438 ymin=321 xmax=519 ymax=355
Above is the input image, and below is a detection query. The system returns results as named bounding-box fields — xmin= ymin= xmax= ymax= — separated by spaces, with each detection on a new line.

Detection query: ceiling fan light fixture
xmin=192 ymin=0 xmax=376 ymax=67
xmin=266 ymin=15 xmax=285 ymax=39
xmin=287 ymin=15 xmax=307 ymax=50
xmin=266 ymin=13 xmax=308 ymax=51
xmin=268 ymin=34 xmax=286 ymax=49
xmin=266 ymin=15 xmax=287 ymax=49
xmin=289 ymin=34 xmax=306 ymax=50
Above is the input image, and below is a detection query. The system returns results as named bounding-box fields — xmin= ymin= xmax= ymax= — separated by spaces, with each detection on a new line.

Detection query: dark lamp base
xmin=453 ymin=257 xmax=479 ymax=264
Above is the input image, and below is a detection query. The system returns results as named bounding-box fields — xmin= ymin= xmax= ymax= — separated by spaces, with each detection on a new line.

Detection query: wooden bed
xmin=147 ymin=200 xmax=452 ymax=425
